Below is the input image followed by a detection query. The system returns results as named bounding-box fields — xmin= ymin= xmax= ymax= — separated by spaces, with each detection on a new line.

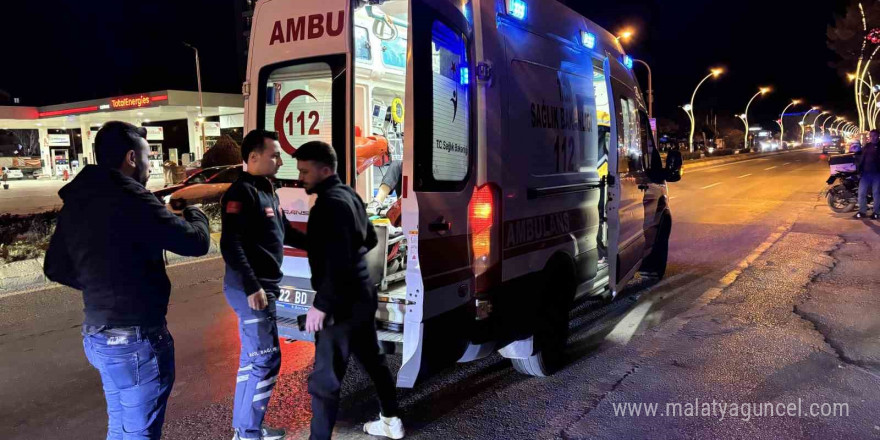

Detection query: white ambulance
xmin=244 ymin=0 xmax=679 ymax=387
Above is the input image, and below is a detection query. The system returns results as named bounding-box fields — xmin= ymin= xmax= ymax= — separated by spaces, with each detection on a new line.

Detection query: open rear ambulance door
xmin=244 ymin=0 xmax=353 ymax=340
xmin=397 ymin=0 xmax=476 ymax=388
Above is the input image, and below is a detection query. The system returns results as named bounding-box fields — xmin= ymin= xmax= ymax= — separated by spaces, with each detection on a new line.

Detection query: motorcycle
xmin=824 ymin=171 xmax=873 ymax=213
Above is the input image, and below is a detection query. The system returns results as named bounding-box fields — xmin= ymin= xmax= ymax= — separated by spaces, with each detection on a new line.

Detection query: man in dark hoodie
xmin=291 ymin=141 xmax=403 ymax=440
xmin=44 ymin=121 xmax=211 ymax=440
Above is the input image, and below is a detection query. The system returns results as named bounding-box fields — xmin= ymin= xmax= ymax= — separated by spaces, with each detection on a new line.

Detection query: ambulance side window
xmin=429 ymin=20 xmax=470 ymax=182
xmin=617 ymin=96 xmax=644 ymax=175
xmin=260 ymin=61 xmax=338 ymax=181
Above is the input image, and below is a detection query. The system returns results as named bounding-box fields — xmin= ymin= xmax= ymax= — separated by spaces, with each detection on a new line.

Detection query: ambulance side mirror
xmin=665 ymin=150 xmax=683 ymax=183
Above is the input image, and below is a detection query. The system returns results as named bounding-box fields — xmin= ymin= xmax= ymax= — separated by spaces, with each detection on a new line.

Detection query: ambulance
xmin=243 ymin=0 xmax=680 ymax=387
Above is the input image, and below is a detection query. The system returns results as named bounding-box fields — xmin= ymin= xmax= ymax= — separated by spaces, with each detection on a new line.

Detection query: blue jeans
xmin=224 ymin=284 xmax=282 ymax=439
xmin=858 ymin=172 xmax=880 ymax=215
xmin=82 ymin=325 xmax=175 ymax=440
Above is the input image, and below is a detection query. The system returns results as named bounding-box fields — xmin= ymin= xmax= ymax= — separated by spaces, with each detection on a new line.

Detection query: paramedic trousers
xmin=308 ymin=320 xmax=399 ymax=440
xmin=858 ymin=172 xmax=880 ymax=215
xmin=225 ymin=284 xmax=282 ymax=439
xmin=82 ymin=324 xmax=175 ymax=440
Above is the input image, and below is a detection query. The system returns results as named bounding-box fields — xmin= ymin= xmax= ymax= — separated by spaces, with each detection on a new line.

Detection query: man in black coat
xmin=290 ymin=141 xmax=404 ymax=440
xmin=44 ymin=121 xmax=211 ymax=440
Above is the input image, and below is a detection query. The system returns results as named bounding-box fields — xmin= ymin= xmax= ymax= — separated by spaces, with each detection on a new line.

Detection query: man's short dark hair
xmin=241 ymin=129 xmax=279 ymax=161
xmin=294 ymin=141 xmax=337 ymax=171
xmin=94 ymin=121 xmax=147 ymax=168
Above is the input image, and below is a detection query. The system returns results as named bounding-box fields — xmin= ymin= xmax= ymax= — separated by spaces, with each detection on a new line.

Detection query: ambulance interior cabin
xmin=263 ymin=2 xmax=411 ymax=307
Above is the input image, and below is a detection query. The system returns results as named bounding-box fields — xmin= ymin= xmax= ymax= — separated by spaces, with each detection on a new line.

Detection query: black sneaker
xmin=854 ymin=212 xmax=868 ymax=219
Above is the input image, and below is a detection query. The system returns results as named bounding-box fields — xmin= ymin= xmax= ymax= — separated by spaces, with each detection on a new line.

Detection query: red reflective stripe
xmin=402 ymin=175 xmax=408 ymax=199
xmin=284 ymin=248 xmax=308 ymax=258
xmin=38 ymin=106 xmax=100 ymax=117
xmin=151 ymin=95 xmax=168 ymax=102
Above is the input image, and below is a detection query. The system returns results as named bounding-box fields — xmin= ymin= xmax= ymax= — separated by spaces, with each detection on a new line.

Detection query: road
xmin=2 ymin=148 xmax=875 ymax=439
xmin=0 ymin=176 xmax=165 ymax=215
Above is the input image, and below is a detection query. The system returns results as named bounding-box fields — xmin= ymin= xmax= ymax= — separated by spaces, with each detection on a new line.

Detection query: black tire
xmin=639 ymin=215 xmax=671 ymax=279
xmin=511 ymin=259 xmax=575 ymax=377
xmin=827 ymin=187 xmax=856 ymax=213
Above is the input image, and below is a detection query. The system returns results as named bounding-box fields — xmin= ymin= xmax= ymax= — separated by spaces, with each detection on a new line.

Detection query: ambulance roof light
xmin=508 ymin=0 xmax=527 ymax=20
xmin=581 ymin=31 xmax=596 ymax=50
xmin=460 ymin=66 xmax=470 ymax=86
xmin=623 ymin=55 xmax=633 ymax=69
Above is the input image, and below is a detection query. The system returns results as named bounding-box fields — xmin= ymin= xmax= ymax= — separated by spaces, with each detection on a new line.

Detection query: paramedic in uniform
xmin=220 ymin=129 xmax=298 ymax=440
xmin=44 ymin=121 xmax=211 ymax=440
xmin=289 ymin=141 xmax=405 ymax=439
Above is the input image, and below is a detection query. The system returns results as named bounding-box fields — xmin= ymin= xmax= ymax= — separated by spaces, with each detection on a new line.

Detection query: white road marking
xmin=700 ymin=182 xmax=723 ymax=189
xmin=737 ymin=173 xmax=752 ymax=179
xmin=764 ymin=166 xmax=778 ymax=170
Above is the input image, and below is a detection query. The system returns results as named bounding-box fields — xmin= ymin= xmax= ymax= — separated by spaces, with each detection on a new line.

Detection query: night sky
xmin=0 ymin=0 xmax=853 ymax=132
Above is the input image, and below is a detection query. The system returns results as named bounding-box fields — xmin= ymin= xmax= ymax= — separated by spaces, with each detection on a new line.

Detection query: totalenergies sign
xmin=110 ymin=94 xmax=166 ymax=110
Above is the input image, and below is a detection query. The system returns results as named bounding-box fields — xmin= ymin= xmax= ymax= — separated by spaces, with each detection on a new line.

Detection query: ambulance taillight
xmin=469 ymin=183 xmax=500 ymax=293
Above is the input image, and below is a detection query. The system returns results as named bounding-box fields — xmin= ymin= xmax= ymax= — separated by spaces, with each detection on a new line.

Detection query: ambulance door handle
xmin=429 ymin=220 xmax=451 ymax=232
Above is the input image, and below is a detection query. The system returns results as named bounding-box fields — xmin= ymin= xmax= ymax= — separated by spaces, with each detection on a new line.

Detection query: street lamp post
xmin=183 ymin=42 xmax=206 ymax=158
xmin=778 ymin=100 xmax=801 ymax=147
xmin=818 ymin=113 xmax=835 ymax=137
xmin=800 ymin=107 xmax=819 ymax=145
xmin=831 ymin=119 xmax=846 ymax=134
xmin=809 ymin=111 xmax=828 ymax=145
xmin=686 ymin=68 xmax=724 ymax=152
xmin=742 ymin=87 xmax=770 ymax=150
xmin=633 ymin=59 xmax=653 ymax=119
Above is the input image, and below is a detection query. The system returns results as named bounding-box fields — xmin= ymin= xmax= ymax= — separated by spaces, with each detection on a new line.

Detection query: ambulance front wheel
xmin=511 ymin=257 xmax=575 ymax=377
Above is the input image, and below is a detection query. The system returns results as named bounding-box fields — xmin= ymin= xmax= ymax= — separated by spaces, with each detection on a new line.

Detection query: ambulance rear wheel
xmin=512 ymin=259 xmax=574 ymax=377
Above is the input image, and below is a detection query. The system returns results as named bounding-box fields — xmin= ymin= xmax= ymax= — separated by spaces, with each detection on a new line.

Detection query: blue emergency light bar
xmin=581 ymin=31 xmax=596 ymax=49
xmin=460 ymin=67 xmax=470 ymax=85
xmin=508 ymin=0 xmax=527 ymax=20
xmin=623 ymin=55 xmax=634 ymax=69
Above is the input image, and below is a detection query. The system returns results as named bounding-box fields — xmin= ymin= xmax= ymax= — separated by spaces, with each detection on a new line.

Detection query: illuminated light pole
xmin=686 ymin=68 xmax=724 ymax=152
xmin=633 ymin=59 xmax=653 ymax=119
xmin=818 ymin=113 xmax=835 ymax=137
xmin=831 ymin=118 xmax=847 ymax=134
xmin=800 ymin=107 xmax=820 ymax=145
xmin=183 ymin=41 xmax=206 ymax=158
xmin=616 ymin=29 xmax=634 ymax=42
xmin=809 ymin=110 xmax=828 ymax=144
xmin=742 ymin=87 xmax=771 ymax=150
xmin=778 ymin=100 xmax=801 ymax=147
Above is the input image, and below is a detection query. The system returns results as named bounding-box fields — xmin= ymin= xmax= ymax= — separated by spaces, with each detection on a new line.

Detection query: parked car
xmin=1 ymin=166 xmax=25 ymax=180
xmin=153 ymin=165 xmax=235 ymax=203
xmin=167 ymin=164 xmax=242 ymax=211
xmin=822 ymin=136 xmax=846 ymax=155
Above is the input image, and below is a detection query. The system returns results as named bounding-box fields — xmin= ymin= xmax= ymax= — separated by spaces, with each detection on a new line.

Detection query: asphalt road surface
xmin=3 ymin=148 xmax=873 ymax=439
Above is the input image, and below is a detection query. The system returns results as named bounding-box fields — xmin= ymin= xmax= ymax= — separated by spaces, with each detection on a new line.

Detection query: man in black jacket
xmin=291 ymin=141 xmax=404 ymax=440
xmin=220 ymin=130 xmax=295 ymax=440
xmin=44 ymin=121 xmax=211 ymax=440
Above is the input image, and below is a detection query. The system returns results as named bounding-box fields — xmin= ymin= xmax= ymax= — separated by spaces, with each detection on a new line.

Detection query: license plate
xmin=278 ymin=287 xmax=314 ymax=307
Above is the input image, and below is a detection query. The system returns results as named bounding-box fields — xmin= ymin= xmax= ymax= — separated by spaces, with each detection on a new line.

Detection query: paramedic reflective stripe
xmin=237 ymin=375 xmax=249 ymax=383
xmin=239 ymin=365 xmax=253 ymax=372
xmin=243 ymin=317 xmax=266 ymax=325
xmin=256 ymin=376 xmax=277 ymax=389
xmin=253 ymin=390 xmax=273 ymax=402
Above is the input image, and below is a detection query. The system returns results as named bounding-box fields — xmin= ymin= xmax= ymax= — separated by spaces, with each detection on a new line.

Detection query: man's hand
xmin=305 ymin=307 xmax=327 ymax=333
xmin=247 ymin=289 xmax=269 ymax=310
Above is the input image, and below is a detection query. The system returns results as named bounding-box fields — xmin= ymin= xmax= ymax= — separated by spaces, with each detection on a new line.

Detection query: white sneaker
xmin=364 ymin=414 xmax=405 ymax=439
xmin=366 ymin=200 xmax=381 ymax=217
